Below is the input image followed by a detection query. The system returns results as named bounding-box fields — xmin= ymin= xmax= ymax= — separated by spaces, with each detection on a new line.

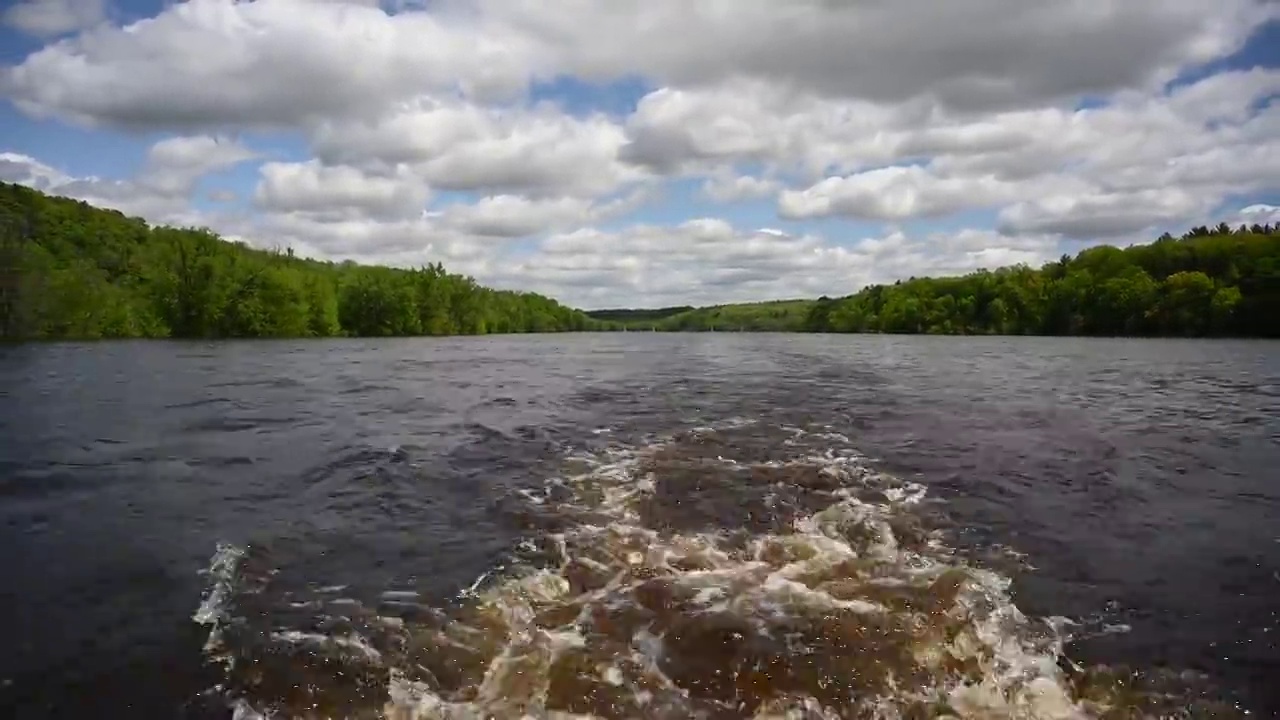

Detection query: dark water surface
xmin=0 ymin=335 xmax=1277 ymax=718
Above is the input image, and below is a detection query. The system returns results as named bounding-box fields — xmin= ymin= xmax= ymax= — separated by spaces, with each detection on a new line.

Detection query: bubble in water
xmin=194 ymin=422 xmax=1248 ymax=719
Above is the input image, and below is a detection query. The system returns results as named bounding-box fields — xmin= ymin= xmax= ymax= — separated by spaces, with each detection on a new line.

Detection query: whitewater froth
xmin=192 ymin=421 xmax=1230 ymax=719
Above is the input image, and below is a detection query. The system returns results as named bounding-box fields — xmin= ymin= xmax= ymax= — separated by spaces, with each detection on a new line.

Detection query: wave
xmin=193 ymin=421 xmax=1243 ymax=719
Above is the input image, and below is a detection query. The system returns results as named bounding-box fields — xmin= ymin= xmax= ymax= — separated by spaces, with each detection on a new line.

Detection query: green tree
xmin=1 ymin=181 xmax=595 ymax=340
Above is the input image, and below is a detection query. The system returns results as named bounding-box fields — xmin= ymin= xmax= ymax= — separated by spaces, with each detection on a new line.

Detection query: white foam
xmin=193 ymin=543 xmax=245 ymax=626
xmin=270 ymin=630 xmax=382 ymax=660
xmin=198 ymin=424 xmax=1117 ymax=719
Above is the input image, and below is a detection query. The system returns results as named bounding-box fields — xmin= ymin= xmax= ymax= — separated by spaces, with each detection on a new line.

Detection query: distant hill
xmin=0 ymin=182 xmax=602 ymax=340
xmin=584 ymin=306 xmax=694 ymax=324
xmin=589 ymin=300 xmax=814 ymax=332
xmin=5 ymin=180 xmax=1276 ymax=340
xmin=591 ymin=223 xmax=1279 ymax=338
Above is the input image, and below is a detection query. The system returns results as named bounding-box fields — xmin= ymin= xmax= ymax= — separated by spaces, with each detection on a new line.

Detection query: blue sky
xmin=2 ymin=0 xmax=1279 ymax=308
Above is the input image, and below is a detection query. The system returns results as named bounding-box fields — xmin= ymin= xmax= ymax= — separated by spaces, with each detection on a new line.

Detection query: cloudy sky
xmin=2 ymin=0 xmax=1279 ymax=309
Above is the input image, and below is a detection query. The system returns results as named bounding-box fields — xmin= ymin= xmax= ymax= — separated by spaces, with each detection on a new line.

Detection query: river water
xmin=0 ymin=334 xmax=1277 ymax=719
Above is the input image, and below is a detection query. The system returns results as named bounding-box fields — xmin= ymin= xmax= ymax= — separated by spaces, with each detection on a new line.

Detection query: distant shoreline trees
xmin=5 ymin=181 xmax=1277 ymax=340
xmin=1 ymin=182 xmax=601 ymax=340
xmin=585 ymin=224 xmax=1277 ymax=338
xmin=799 ymin=223 xmax=1277 ymax=338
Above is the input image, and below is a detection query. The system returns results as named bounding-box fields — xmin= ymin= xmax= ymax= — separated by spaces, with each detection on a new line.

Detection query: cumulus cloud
xmin=701 ymin=172 xmax=781 ymax=203
xmin=310 ymin=98 xmax=642 ymax=199
xmin=242 ymin=211 xmax=492 ymax=268
xmin=755 ymin=68 xmax=1280 ymax=236
xmin=2 ymin=136 xmax=256 ymax=223
xmin=497 ymin=220 xmax=1063 ymax=309
xmin=620 ymin=81 xmax=915 ymax=177
xmin=6 ymin=0 xmax=1273 ymax=132
xmin=491 ymin=0 xmax=1273 ymax=110
xmin=1 ymin=0 xmax=541 ymax=129
xmin=228 ymin=187 xmax=647 ymax=273
xmin=2 ymin=0 xmax=1278 ymax=307
xmin=997 ymin=189 xmax=1209 ymax=239
xmin=140 ymin=135 xmax=257 ymax=195
xmin=0 ymin=152 xmax=71 ymax=191
xmin=778 ymin=166 xmax=1022 ymax=221
xmin=436 ymin=195 xmax=596 ymax=238
xmin=254 ymin=160 xmax=430 ymax=221
xmin=3 ymin=0 xmax=105 ymax=38
xmin=1232 ymin=203 xmax=1280 ymax=227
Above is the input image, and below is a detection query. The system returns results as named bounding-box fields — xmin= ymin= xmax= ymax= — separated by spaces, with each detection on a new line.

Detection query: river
xmin=0 ymin=334 xmax=1276 ymax=718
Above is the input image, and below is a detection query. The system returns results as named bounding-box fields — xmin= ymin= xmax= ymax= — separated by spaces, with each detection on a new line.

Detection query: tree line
xmin=5 ymin=180 xmax=1277 ymax=340
xmin=0 ymin=182 xmax=601 ymax=340
xmin=589 ymin=224 xmax=1278 ymax=337
xmin=587 ymin=300 xmax=812 ymax=332
xmin=803 ymin=224 xmax=1278 ymax=337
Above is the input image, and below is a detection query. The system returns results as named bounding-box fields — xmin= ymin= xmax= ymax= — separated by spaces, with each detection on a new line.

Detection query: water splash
xmin=194 ymin=422 xmax=1246 ymax=719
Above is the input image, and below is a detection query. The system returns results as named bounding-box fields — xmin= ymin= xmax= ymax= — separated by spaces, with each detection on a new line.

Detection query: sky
xmin=1 ymin=0 xmax=1279 ymax=310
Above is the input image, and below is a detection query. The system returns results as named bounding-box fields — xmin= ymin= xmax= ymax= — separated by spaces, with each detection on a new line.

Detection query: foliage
xmin=803 ymin=224 xmax=1279 ymax=337
xmin=585 ymin=306 xmax=694 ymax=324
xmin=6 ymin=181 xmax=1276 ymax=341
xmin=590 ymin=224 xmax=1278 ymax=338
xmin=0 ymin=182 xmax=600 ymax=340
xmin=633 ymin=300 xmax=813 ymax=332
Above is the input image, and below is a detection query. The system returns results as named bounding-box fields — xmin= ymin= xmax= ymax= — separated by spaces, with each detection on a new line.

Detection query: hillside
xmin=596 ymin=224 xmax=1279 ymax=338
xmin=583 ymin=306 xmax=694 ymax=325
xmin=588 ymin=300 xmax=814 ymax=332
xmin=803 ymin=225 xmax=1279 ymax=337
xmin=4 ymin=181 xmax=1276 ymax=340
xmin=0 ymin=182 xmax=602 ymax=340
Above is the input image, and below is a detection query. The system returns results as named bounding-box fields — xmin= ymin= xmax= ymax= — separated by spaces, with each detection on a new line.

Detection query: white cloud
xmin=3 ymin=1 xmax=1279 ymax=308
xmin=243 ymin=211 xmax=490 ymax=268
xmin=491 ymin=0 xmax=1272 ymax=110
xmin=1232 ymin=203 xmax=1280 ymax=227
xmin=0 ymin=152 xmax=72 ymax=191
xmin=1 ymin=136 xmax=255 ymax=223
xmin=997 ymin=188 xmax=1208 ymax=239
xmin=311 ymin=98 xmax=642 ymax=199
xmin=1 ymin=0 xmax=542 ymax=129
xmin=140 ymin=135 xmax=257 ymax=195
xmin=620 ymin=80 xmax=912 ymax=177
xmin=254 ymin=160 xmax=430 ymax=221
xmin=500 ymin=220 xmax=1063 ymax=308
xmin=778 ymin=166 xmax=1023 ymax=221
xmin=754 ymin=68 xmax=1280 ymax=236
xmin=3 ymin=0 xmax=105 ymax=38
xmin=436 ymin=195 xmax=595 ymax=238
xmin=6 ymin=0 xmax=1273 ymax=132
xmin=621 ymin=84 xmax=794 ymax=173
xmin=700 ymin=171 xmax=781 ymax=203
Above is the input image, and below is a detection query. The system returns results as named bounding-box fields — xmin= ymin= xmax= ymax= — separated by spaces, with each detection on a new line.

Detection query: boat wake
xmin=194 ymin=421 xmax=1242 ymax=719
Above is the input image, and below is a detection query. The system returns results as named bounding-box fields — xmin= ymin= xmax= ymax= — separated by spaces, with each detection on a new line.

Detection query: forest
xmin=583 ymin=306 xmax=694 ymax=324
xmin=4 ymin=181 xmax=1278 ymax=340
xmin=0 ymin=182 xmax=601 ymax=340
xmin=590 ymin=224 xmax=1279 ymax=337
xmin=802 ymin=224 xmax=1278 ymax=337
xmin=588 ymin=300 xmax=813 ymax=332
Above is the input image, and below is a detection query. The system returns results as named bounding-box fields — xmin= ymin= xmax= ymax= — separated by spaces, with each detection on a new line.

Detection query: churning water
xmin=1 ymin=335 xmax=1276 ymax=718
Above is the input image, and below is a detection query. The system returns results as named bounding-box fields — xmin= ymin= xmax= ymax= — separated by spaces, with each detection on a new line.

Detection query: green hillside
xmin=803 ymin=225 xmax=1279 ymax=337
xmin=583 ymin=306 xmax=694 ymax=325
xmin=4 ymin=180 xmax=1276 ymax=340
xmin=589 ymin=300 xmax=814 ymax=332
xmin=0 ymin=182 xmax=602 ymax=340
xmin=595 ymin=224 xmax=1279 ymax=338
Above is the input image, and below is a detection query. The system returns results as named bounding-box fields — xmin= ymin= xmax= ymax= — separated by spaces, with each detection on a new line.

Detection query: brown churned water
xmin=197 ymin=420 xmax=1243 ymax=719
xmin=3 ymin=335 xmax=1275 ymax=719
